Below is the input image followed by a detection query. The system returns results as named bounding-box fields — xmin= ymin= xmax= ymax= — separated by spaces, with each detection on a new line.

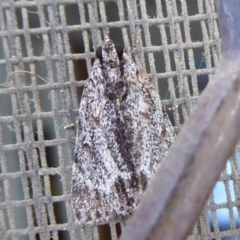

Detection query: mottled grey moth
xmin=71 ymin=38 xmax=176 ymax=226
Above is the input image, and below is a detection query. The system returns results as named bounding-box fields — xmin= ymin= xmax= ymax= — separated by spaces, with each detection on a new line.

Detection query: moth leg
xmin=64 ymin=121 xmax=78 ymax=130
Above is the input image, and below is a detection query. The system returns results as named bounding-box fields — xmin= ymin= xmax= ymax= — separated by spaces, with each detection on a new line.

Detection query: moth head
xmin=95 ymin=39 xmax=124 ymax=67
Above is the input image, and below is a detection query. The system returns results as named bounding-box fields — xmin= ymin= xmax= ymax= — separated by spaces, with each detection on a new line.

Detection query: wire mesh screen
xmin=0 ymin=0 xmax=240 ymax=239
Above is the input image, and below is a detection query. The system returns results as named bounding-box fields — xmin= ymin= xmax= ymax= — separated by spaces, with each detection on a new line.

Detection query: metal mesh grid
xmin=0 ymin=0 xmax=239 ymax=239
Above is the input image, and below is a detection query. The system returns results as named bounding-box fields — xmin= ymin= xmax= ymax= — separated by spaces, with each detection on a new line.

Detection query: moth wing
xmin=119 ymin=67 xmax=176 ymax=193
xmin=72 ymin=61 xmax=129 ymax=226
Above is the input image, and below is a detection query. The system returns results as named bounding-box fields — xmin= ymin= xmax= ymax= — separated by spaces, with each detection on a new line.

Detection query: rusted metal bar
xmin=120 ymin=1 xmax=240 ymax=239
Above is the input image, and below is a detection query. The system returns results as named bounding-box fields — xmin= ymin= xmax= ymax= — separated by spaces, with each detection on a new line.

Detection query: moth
xmin=71 ymin=38 xmax=176 ymax=226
